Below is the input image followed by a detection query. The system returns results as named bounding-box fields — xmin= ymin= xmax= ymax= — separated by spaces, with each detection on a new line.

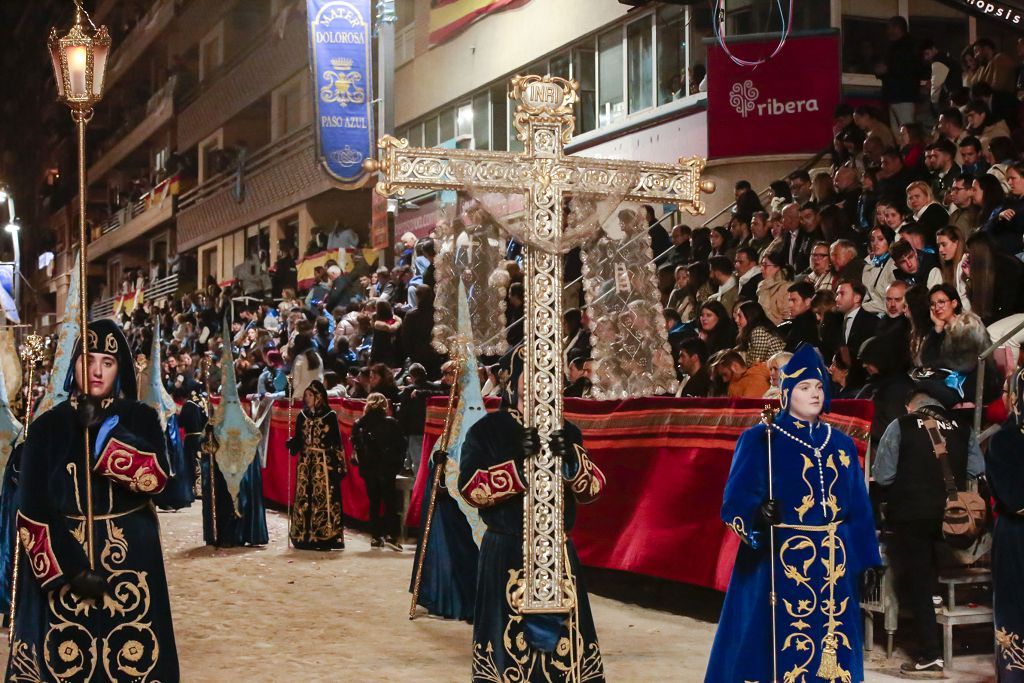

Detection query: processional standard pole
xmin=48 ymin=0 xmax=112 ymax=571
xmin=365 ymin=74 xmax=713 ymax=613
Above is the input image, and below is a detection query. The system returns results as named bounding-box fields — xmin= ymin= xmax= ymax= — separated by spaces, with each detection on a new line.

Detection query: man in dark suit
xmin=734 ymin=247 xmax=763 ymax=302
xmin=780 ymin=280 xmax=821 ymax=352
xmin=821 ymin=279 xmax=879 ymax=364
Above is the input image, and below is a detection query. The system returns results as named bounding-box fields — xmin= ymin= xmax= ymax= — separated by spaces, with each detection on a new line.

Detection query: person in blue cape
xmin=458 ymin=345 xmax=606 ymax=682
xmin=5 ymin=319 xmax=179 ymax=682
xmin=705 ymin=344 xmax=881 ymax=683
xmin=988 ymin=365 xmax=1024 ymax=681
xmin=408 ymin=358 xmax=479 ymax=622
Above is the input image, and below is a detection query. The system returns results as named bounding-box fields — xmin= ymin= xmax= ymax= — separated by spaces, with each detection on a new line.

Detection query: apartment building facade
xmin=32 ymin=0 xmax=1022 ymax=328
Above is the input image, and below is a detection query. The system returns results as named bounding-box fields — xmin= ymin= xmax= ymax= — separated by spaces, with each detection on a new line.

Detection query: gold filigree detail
xmin=996 ymin=628 xmax=1024 ymax=672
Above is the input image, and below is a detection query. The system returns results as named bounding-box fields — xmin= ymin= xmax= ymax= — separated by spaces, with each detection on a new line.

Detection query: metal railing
xmin=700 ymin=147 xmax=833 ymax=228
xmin=178 ymin=125 xmax=314 ymax=212
xmin=973 ymin=316 xmax=1024 ymax=436
xmin=91 ymin=273 xmax=180 ymax=320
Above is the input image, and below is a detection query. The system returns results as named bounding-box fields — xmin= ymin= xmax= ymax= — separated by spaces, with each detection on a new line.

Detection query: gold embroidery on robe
xmin=996 ymin=628 xmax=1024 ymax=672
xmin=290 ymin=413 xmax=344 ymax=544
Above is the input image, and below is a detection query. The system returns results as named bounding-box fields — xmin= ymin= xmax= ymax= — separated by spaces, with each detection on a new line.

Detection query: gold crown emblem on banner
xmin=331 ymin=57 xmax=354 ymax=71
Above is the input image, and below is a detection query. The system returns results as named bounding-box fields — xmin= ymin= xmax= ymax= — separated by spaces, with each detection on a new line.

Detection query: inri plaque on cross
xmin=366 ymin=74 xmax=713 ymax=613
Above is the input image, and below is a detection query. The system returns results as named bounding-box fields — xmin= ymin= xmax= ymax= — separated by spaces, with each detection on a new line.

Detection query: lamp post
xmin=48 ymin=0 xmax=110 ymax=571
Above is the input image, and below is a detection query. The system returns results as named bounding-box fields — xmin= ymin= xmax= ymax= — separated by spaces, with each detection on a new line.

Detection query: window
xmin=627 ymin=17 xmax=653 ymax=114
xmin=439 ymin=109 xmax=455 ymax=144
xmin=491 ymin=86 xmax=507 ymax=152
xmin=549 ymin=52 xmax=571 ymax=80
xmin=407 ymin=123 xmax=424 ymax=147
xmin=726 ymin=0 xmax=829 ymax=35
xmin=201 ymin=245 xmax=219 ymax=284
xmin=598 ymin=28 xmax=625 ymax=127
xmin=198 ymin=131 xmax=223 ymax=184
xmin=457 ymin=103 xmax=473 ymax=140
xmin=657 ymin=6 xmax=686 ymax=105
xmin=688 ymin=5 xmax=713 ymax=95
xmin=842 ymin=17 xmax=888 ymax=74
xmin=199 ymin=23 xmax=224 ymax=83
xmin=424 ymin=116 xmax=439 ymax=146
xmin=472 ymin=92 xmax=490 ymax=150
xmin=574 ymin=47 xmax=597 ymax=134
xmin=273 ymin=72 xmax=309 ymax=140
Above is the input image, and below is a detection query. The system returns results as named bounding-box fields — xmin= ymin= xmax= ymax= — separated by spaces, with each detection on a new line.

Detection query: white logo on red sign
xmin=730 ymin=80 xmax=759 ymax=117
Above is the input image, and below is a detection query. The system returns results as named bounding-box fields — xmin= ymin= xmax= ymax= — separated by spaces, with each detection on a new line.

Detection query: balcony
xmin=177 ymin=125 xmax=335 ymax=251
xmin=91 ymin=273 xmax=180 ymax=320
xmin=104 ymin=0 xmax=177 ymax=92
xmin=176 ymin=11 xmax=308 ymax=152
xmin=87 ymin=176 xmax=181 ymax=262
xmin=88 ymin=78 xmax=177 ymax=185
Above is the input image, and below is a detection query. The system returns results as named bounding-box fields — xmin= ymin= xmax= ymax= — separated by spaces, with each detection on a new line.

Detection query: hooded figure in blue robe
xmin=458 ymin=345 xmax=606 ymax=682
xmin=705 ymin=344 xmax=881 ymax=683
xmin=5 ymin=319 xmax=179 ymax=682
xmin=988 ymin=365 xmax=1024 ymax=681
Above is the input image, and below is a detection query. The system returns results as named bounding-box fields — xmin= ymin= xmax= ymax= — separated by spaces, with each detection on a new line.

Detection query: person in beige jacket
xmin=756 ymin=250 xmax=791 ymax=325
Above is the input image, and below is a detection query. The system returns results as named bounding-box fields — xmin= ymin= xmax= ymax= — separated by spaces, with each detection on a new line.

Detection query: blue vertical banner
xmin=307 ymin=0 xmax=375 ymax=187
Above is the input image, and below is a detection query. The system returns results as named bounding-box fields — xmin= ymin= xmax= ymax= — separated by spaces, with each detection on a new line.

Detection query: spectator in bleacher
xmin=762 ymin=350 xmax=792 ymax=399
xmin=802 ymin=240 xmax=836 ymax=292
xmin=370 ymin=300 xmax=402 ymax=368
xmin=697 ymin=300 xmax=738 ymax=356
xmin=728 ymin=214 xmax=752 ymax=251
xmin=973 ymin=38 xmax=1018 ymax=124
xmin=666 ymin=266 xmax=695 ymax=321
xmin=707 ymin=256 xmax=739 ymax=314
xmin=778 ymin=203 xmax=804 ymax=270
xmin=874 ymin=16 xmax=925 ymax=130
xmin=289 ymin=333 xmax=324 ymax=399
xmin=733 ymin=301 xmax=785 ymax=365
xmin=712 ymin=350 xmax=769 ymax=399
xmin=922 ymin=39 xmax=963 ymax=110
xmin=877 ymin=280 xmax=911 ymax=341
xmin=892 ymin=238 xmax=939 ymax=287
xmin=965 ymin=99 xmax=1012 ymax=151
xmin=906 ymin=181 xmax=948 ymax=246
xmin=665 ymin=225 xmax=692 ymax=267
xmin=734 ymin=247 xmax=762 ymax=302
xmin=781 ymin=280 xmax=820 ymax=352
xmin=947 ymin=172 xmax=981 ymax=236
xmin=899 ymin=122 xmax=927 ymax=171
xmin=831 ymin=238 xmax=865 ymax=284
xmin=820 ymin=280 xmax=878 ymax=365
xmin=878 ymin=148 xmax=922 ymax=203
xmin=756 ymin=250 xmax=790 ymax=325
xmin=708 ymin=227 xmax=734 ymax=261
xmin=787 ymin=170 xmax=813 ymax=206
xmin=930 ymin=226 xmax=971 ymax=312
xmin=958 ymin=136 xmax=989 ymax=176
xmin=748 ymin=211 xmax=774 ymax=258
xmin=853 ymin=105 xmax=897 ymax=149
xmin=924 ymin=138 xmax=960 ymax=201
xmin=675 ymin=337 xmax=711 ymax=398
xmin=645 ymin=204 xmax=671 ymax=265
xmin=964 ymin=232 xmax=1024 ymax=325
xmin=981 ymin=160 xmax=1024 ymax=256
xmin=862 ymin=226 xmax=898 ymax=315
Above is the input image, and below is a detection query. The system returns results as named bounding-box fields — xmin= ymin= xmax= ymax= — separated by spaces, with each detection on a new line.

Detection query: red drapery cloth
xmin=255 ymin=396 xmax=872 ymax=591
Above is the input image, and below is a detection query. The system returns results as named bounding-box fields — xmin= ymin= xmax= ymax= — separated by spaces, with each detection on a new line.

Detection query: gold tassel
xmin=816 ymin=631 xmax=841 ymax=680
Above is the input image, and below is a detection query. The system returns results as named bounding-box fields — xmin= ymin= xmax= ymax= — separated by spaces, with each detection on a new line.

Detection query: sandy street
xmin=0 ymin=506 xmax=995 ymax=681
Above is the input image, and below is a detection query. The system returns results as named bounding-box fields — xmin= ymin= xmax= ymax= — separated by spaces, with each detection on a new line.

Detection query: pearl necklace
xmin=770 ymin=422 xmax=833 ymax=515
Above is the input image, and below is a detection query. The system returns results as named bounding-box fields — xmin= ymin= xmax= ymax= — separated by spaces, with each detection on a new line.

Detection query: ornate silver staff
xmin=409 ymin=357 xmax=461 ymax=619
xmin=286 ymin=376 xmax=295 ymax=548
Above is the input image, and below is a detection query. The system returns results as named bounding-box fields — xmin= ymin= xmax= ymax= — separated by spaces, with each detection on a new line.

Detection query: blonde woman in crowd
xmin=763 ymin=350 xmax=793 ymax=399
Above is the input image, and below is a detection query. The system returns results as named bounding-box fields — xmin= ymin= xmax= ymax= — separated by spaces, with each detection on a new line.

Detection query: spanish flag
xmin=429 ymin=0 xmax=530 ymax=46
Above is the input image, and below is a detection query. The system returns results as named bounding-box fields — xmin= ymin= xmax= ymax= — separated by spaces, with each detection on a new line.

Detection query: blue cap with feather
xmin=779 ymin=343 xmax=831 ymax=413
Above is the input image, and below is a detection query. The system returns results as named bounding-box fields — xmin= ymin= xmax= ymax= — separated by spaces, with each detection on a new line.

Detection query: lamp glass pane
xmin=66 ymin=45 xmax=88 ymax=98
xmin=92 ymin=42 xmax=109 ymax=97
xmin=49 ymin=47 xmax=66 ymax=98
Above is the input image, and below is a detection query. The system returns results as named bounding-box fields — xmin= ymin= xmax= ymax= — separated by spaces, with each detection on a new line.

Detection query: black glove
xmin=432 ymin=449 xmax=448 ymax=467
xmin=548 ymin=430 xmax=579 ymax=473
xmin=75 ymin=396 xmax=105 ymax=429
xmin=285 ymin=436 xmax=300 ymax=455
xmin=757 ymin=499 xmax=782 ymax=529
xmin=524 ymin=430 xmax=540 ymax=462
xmin=862 ymin=566 xmax=885 ymax=597
xmin=69 ymin=569 xmax=108 ymax=602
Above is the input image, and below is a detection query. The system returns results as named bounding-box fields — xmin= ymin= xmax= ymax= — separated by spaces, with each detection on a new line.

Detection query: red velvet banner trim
xmin=16 ymin=512 xmax=63 ymax=587
xmin=94 ymin=437 xmax=168 ymax=494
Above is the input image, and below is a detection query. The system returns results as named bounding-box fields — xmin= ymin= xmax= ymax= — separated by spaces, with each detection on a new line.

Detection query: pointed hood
xmin=37 ymin=249 xmax=81 ymax=415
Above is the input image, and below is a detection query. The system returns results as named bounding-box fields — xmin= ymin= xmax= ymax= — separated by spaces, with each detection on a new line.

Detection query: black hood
xmin=65 ymin=318 xmax=138 ymax=400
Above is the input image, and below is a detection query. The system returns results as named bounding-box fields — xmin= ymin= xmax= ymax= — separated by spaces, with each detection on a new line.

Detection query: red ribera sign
xmin=707 ymin=33 xmax=841 ymax=159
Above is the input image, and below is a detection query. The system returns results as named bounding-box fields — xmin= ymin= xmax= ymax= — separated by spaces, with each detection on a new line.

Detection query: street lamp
xmin=48 ymin=0 xmax=110 ymax=571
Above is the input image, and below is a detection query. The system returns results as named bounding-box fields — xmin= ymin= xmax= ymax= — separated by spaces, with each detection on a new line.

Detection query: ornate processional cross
xmin=366 ymin=75 xmax=713 ymax=613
